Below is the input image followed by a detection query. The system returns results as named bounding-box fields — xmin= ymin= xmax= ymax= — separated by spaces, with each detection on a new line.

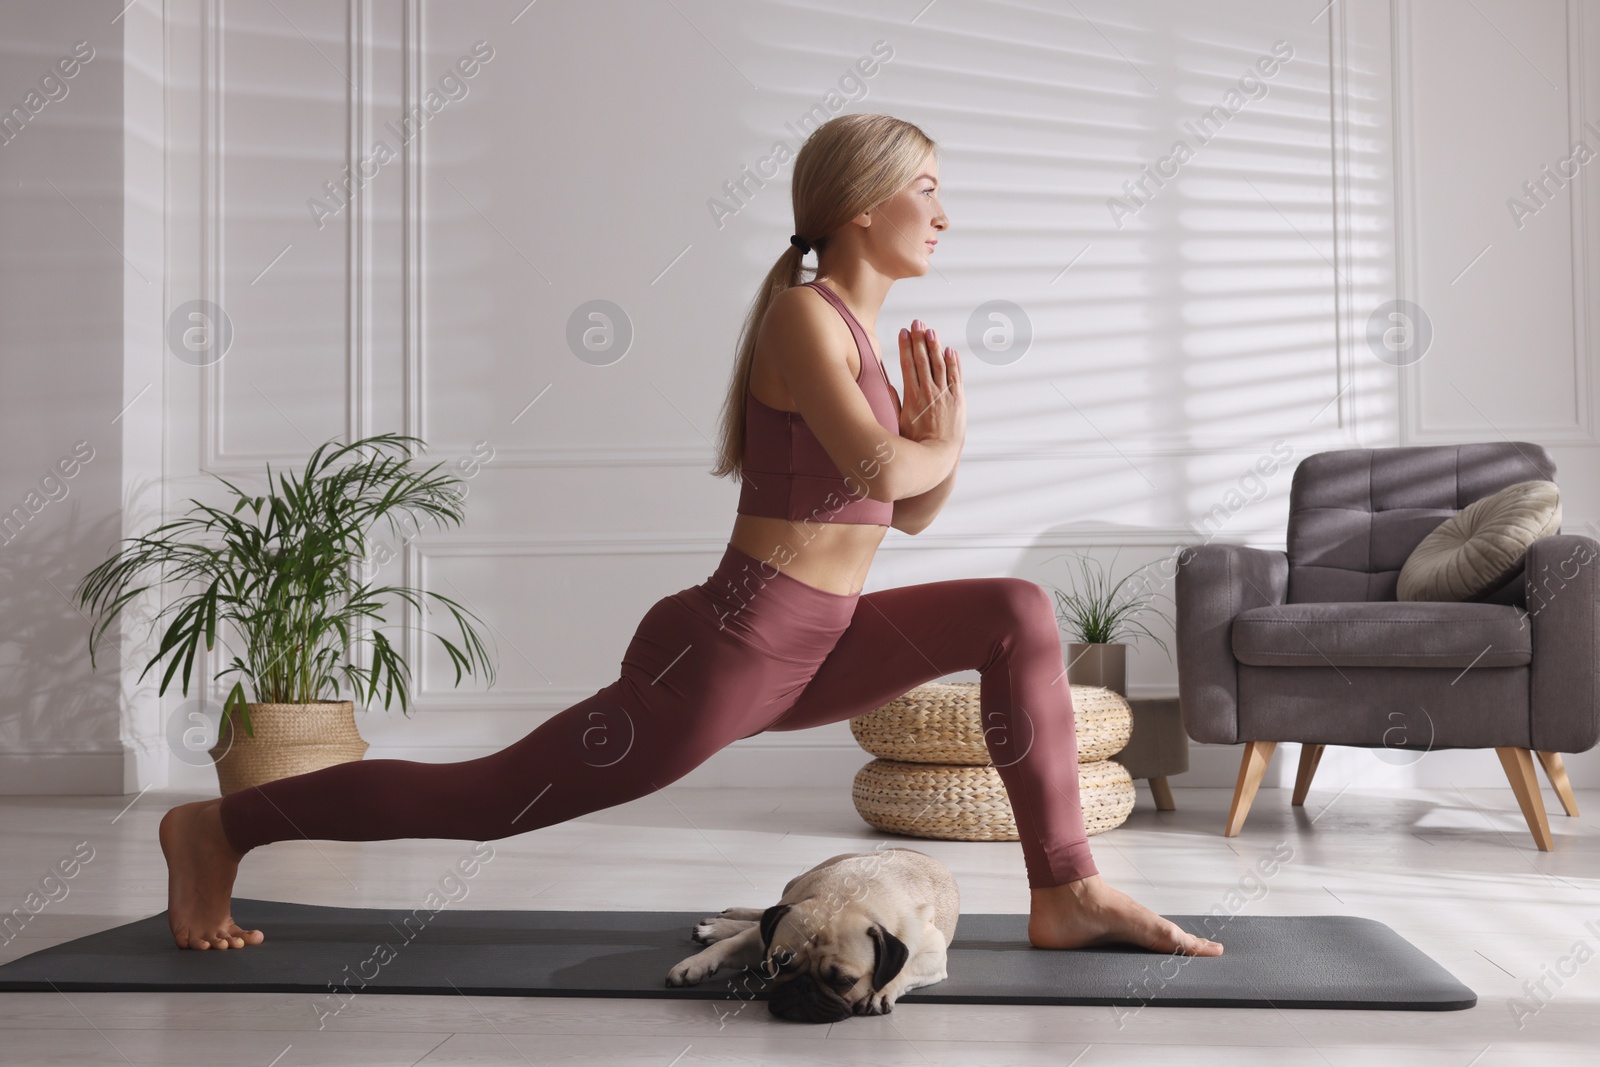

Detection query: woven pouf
xmin=849 ymin=680 xmax=1132 ymax=764
xmin=848 ymin=680 xmax=1136 ymax=840
xmin=852 ymin=758 xmax=1134 ymax=841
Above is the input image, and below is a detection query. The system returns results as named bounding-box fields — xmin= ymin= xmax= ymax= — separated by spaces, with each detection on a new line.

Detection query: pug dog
xmin=664 ymin=847 xmax=959 ymax=1022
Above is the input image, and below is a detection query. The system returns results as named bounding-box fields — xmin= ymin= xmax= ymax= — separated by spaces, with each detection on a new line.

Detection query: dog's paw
xmin=693 ymin=916 xmax=755 ymax=944
xmin=855 ymin=989 xmax=896 ymax=1016
xmin=666 ymin=955 xmax=722 ymax=987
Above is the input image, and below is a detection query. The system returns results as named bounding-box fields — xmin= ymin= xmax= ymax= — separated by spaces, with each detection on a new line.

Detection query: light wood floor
xmin=0 ymin=782 xmax=1596 ymax=1066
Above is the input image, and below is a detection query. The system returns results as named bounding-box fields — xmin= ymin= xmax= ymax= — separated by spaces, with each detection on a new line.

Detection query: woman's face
xmin=856 ymin=150 xmax=947 ymax=277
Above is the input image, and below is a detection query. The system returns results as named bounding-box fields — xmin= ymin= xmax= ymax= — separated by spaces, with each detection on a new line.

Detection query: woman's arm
xmin=891 ymin=455 xmax=959 ymax=535
xmin=768 ymin=288 xmax=956 ymax=503
xmin=884 ymin=327 xmax=963 ymax=533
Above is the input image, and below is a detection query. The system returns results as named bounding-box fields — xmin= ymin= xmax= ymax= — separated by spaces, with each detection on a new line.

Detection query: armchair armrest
xmin=1175 ymin=543 xmax=1289 ymax=744
xmin=1526 ymin=534 xmax=1600 ymax=753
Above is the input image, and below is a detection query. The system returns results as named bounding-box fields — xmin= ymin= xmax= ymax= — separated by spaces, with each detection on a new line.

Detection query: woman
xmin=160 ymin=113 xmax=1222 ymax=959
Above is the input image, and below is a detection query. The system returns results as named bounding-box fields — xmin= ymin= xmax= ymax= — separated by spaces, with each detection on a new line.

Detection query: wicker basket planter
xmin=848 ymin=680 xmax=1136 ymax=841
xmin=208 ymin=701 xmax=368 ymax=796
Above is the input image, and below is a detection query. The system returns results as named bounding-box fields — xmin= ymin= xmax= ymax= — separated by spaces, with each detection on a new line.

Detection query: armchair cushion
xmin=1397 ymin=480 xmax=1561 ymax=602
xmin=1231 ymin=600 xmax=1531 ymax=668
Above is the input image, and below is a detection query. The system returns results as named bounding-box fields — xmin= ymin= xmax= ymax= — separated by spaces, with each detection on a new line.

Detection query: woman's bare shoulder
xmin=758 ymin=283 xmax=854 ymax=377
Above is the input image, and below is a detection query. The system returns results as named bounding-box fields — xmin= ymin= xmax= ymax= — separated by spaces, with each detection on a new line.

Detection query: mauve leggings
xmin=219 ymin=543 xmax=1098 ymax=888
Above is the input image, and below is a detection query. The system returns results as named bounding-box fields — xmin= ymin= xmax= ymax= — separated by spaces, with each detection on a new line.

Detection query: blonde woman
xmin=161 ymin=113 xmax=1222 ymax=960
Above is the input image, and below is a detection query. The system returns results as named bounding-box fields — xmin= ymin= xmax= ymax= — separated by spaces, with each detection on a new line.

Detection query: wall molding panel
xmin=1396 ymin=0 xmax=1600 ymax=446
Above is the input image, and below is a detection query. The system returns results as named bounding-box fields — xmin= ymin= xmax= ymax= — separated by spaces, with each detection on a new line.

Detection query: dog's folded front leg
xmin=897 ymin=945 xmax=950 ymax=992
xmin=858 ymin=946 xmax=950 ymax=1014
xmin=667 ymin=924 xmax=766 ymax=987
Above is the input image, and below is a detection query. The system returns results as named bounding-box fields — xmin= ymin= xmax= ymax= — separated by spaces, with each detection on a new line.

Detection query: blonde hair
xmin=710 ymin=113 xmax=937 ymax=480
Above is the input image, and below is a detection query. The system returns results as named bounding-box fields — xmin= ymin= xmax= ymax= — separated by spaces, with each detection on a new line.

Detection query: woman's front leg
xmin=768 ymin=575 xmax=1221 ymax=955
xmin=768 ymin=575 xmax=1097 ymax=887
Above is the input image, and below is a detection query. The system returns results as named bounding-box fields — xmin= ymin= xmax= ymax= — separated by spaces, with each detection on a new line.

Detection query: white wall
xmin=1 ymin=0 xmax=1596 ymax=796
xmin=0 ymin=0 xmax=163 ymax=793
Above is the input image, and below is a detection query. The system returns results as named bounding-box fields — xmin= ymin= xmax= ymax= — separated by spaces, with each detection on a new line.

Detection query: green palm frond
xmin=74 ymin=433 xmax=498 ymax=736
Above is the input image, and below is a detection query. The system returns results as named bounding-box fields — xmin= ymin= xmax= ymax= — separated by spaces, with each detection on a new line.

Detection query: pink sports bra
xmin=736 ymin=280 xmax=898 ymax=525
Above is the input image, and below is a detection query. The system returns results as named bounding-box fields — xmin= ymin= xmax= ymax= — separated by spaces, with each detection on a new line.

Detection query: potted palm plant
xmin=75 ymin=433 xmax=496 ymax=794
xmin=1046 ymin=549 xmax=1172 ymax=696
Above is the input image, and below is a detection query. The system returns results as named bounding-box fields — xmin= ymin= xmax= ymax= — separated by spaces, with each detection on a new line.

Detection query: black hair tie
xmin=789 ymin=234 xmax=812 ymax=255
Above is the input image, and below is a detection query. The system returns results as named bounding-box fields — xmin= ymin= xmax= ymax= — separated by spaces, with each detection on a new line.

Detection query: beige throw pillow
xmin=1397 ymin=480 xmax=1561 ymax=601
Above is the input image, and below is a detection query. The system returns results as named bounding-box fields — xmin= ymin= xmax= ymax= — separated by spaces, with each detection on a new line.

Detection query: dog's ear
xmin=869 ymin=922 xmax=909 ymax=990
xmin=759 ymin=902 xmax=793 ymax=951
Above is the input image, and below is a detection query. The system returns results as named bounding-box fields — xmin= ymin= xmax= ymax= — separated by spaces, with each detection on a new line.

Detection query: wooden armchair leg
xmin=1148 ymin=776 xmax=1176 ymax=811
xmin=1225 ymin=741 xmax=1277 ymax=837
xmin=1291 ymin=743 xmax=1325 ymax=806
xmin=1495 ymin=747 xmax=1554 ymax=851
xmin=1534 ymin=751 xmax=1580 ymax=817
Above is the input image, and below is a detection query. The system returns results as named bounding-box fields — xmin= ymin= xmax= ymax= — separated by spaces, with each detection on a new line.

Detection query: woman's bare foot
xmin=157 ymin=799 xmax=265 ymax=950
xmin=1028 ymin=874 xmax=1223 ymax=955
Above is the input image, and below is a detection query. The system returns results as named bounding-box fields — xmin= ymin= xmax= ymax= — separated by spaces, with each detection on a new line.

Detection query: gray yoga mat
xmin=0 ymin=898 xmax=1475 ymax=1010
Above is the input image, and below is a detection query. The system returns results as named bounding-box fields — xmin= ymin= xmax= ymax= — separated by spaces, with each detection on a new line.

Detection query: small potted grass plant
xmin=1046 ymin=549 xmax=1172 ymax=696
xmin=75 ymin=433 xmax=497 ymax=793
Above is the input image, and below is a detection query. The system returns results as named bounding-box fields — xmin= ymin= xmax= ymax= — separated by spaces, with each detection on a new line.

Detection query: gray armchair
xmin=1176 ymin=442 xmax=1598 ymax=850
